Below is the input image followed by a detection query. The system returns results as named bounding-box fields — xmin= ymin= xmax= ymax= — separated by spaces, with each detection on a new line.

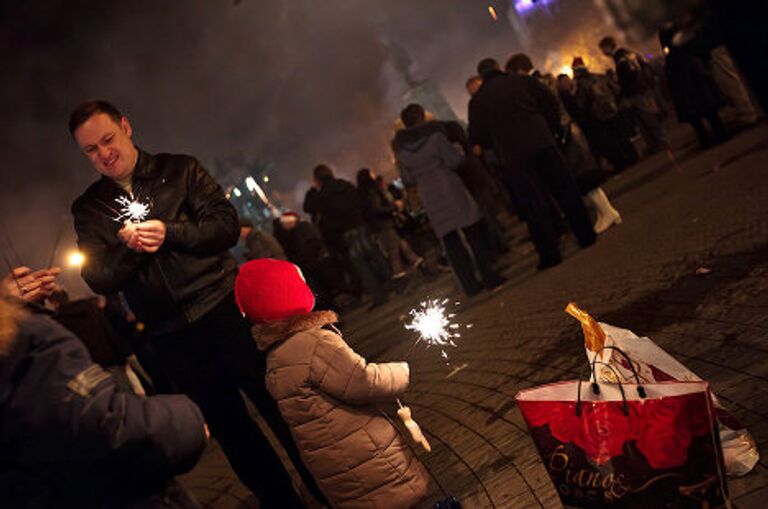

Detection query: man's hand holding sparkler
xmin=2 ymin=266 xmax=61 ymax=302
xmin=135 ymin=220 xmax=166 ymax=253
xmin=118 ymin=222 xmax=141 ymax=251
xmin=118 ymin=220 xmax=166 ymax=253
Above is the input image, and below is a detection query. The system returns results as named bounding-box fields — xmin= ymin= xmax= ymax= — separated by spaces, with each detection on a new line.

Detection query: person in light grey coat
xmin=392 ymin=103 xmax=504 ymax=296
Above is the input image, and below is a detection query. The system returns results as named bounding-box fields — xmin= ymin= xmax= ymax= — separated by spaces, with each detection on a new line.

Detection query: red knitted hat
xmin=235 ymin=259 xmax=315 ymax=323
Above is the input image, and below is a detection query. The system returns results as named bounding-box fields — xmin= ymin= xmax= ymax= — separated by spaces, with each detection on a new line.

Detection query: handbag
xmin=516 ymin=347 xmax=730 ymax=508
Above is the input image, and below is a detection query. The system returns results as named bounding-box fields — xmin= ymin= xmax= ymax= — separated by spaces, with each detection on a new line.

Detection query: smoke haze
xmin=0 ymin=0 xmax=630 ymax=296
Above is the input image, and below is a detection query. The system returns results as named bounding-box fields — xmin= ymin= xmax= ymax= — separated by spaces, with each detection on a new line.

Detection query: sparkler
xmin=405 ymin=298 xmax=470 ymax=363
xmin=114 ymin=195 xmax=151 ymax=224
xmin=245 ymin=176 xmax=280 ymax=216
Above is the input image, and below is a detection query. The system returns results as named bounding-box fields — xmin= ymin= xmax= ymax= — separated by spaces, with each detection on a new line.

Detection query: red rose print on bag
xmin=633 ymin=393 xmax=713 ymax=469
xmin=573 ymin=402 xmax=634 ymax=464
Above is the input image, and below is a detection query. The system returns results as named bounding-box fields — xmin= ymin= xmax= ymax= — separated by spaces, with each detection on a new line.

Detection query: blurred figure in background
xmin=507 ymin=53 xmax=622 ymax=234
xmin=600 ymin=36 xmax=668 ymax=152
xmin=273 ymin=211 xmax=351 ymax=313
xmin=466 ymin=75 xmax=483 ymax=97
xmin=470 ymin=58 xmax=596 ymax=269
xmin=394 ymin=103 xmax=505 ymax=296
xmin=564 ymin=58 xmax=639 ymax=172
xmin=304 ymin=164 xmax=389 ymax=308
xmin=659 ymin=20 xmax=728 ymax=149
xmin=691 ymin=2 xmax=759 ymax=127
xmin=237 ymin=217 xmax=286 ymax=263
xmin=357 ymin=168 xmax=423 ymax=282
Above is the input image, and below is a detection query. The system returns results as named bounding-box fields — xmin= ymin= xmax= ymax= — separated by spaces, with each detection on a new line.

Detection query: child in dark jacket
xmin=0 ymin=296 xmax=207 ymax=508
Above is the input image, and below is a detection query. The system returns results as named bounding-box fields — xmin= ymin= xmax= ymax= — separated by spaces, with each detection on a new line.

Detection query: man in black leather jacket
xmin=69 ymin=100 xmax=325 ymax=508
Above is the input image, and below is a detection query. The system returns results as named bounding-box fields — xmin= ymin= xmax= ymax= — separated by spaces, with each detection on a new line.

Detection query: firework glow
xmin=114 ymin=196 xmax=151 ymax=224
xmin=405 ymin=298 xmax=469 ymax=362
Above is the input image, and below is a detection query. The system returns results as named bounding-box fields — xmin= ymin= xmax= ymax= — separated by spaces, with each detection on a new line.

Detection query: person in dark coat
xmin=304 ymin=164 xmax=389 ymax=308
xmin=0 ymin=295 xmax=207 ymax=508
xmin=506 ymin=53 xmax=623 ymax=235
xmin=469 ymin=58 xmax=596 ymax=269
xmin=659 ymin=22 xmax=727 ymax=148
xmin=562 ymin=60 xmax=639 ymax=172
xmin=599 ymin=36 xmax=668 ymax=152
xmin=68 ymin=99 xmax=326 ymax=508
xmin=237 ymin=217 xmax=286 ymax=263
xmin=273 ymin=211 xmax=350 ymax=313
xmin=393 ymin=103 xmax=505 ymax=296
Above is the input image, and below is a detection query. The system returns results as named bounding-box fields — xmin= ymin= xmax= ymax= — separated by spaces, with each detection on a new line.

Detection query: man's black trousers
xmin=140 ymin=294 xmax=327 ymax=508
xmin=502 ymin=146 xmax=596 ymax=265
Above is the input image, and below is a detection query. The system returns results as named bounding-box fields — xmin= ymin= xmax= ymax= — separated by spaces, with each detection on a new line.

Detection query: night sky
xmin=0 ymin=0 xmax=615 ymax=295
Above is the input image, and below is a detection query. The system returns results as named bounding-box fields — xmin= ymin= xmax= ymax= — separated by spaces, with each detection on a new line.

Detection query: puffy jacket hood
xmin=250 ymin=310 xmax=337 ymax=351
xmin=391 ymin=120 xmax=448 ymax=153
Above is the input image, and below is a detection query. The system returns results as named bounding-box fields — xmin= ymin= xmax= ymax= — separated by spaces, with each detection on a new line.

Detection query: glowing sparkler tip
xmin=405 ymin=298 xmax=471 ymax=364
xmin=115 ymin=196 xmax=151 ymax=223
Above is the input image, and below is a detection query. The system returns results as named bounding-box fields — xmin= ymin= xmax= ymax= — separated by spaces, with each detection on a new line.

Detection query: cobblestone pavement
xmin=184 ymin=121 xmax=768 ymax=508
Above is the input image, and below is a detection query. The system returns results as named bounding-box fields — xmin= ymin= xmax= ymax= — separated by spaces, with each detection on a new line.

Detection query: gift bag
xmin=516 ymin=361 xmax=730 ymax=508
xmin=566 ymin=302 xmax=760 ymax=476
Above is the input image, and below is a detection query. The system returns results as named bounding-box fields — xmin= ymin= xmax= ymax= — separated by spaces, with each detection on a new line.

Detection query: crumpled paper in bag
xmin=566 ymin=302 xmax=760 ymax=477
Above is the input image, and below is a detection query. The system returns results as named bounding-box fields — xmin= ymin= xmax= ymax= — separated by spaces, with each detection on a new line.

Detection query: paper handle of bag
xmin=577 ymin=361 xmax=631 ymax=416
xmin=590 ymin=345 xmax=647 ymax=399
xmin=565 ymin=302 xmax=607 ymax=356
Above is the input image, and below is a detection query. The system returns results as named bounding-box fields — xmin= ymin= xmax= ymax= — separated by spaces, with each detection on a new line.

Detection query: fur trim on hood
xmin=250 ymin=310 xmax=338 ymax=351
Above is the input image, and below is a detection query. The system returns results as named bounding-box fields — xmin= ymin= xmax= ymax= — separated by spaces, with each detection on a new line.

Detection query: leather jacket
xmin=72 ymin=150 xmax=239 ymax=333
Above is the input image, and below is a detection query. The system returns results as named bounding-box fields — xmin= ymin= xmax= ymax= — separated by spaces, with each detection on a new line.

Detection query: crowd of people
xmin=0 ymin=5 xmax=761 ymax=506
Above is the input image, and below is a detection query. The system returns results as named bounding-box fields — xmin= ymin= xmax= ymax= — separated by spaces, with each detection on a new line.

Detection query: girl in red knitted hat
xmin=235 ymin=258 xmax=429 ymax=508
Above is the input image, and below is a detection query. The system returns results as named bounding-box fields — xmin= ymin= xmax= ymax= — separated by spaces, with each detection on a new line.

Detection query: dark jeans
xmin=584 ymin=114 xmax=638 ymax=171
xmin=141 ymin=295 xmax=327 ymax=508
xmin=503 ymin=146 xmax=596 ymax=265
xmin=632 ymin=105 xmax=666 ymax=151
xmin=441 ymin=222 xmax=502 ymax=295
xmin=689 ymin=110 xmax=727 ymax=147
xmin=343 ymin=227 xmax=388 ymax=302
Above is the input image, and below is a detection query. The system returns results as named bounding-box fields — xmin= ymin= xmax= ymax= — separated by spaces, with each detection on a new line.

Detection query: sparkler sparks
xmin=114 ymin=195 xmax=151 ymax=223
xmin=405 ymin=298 xmax=471 ymax=363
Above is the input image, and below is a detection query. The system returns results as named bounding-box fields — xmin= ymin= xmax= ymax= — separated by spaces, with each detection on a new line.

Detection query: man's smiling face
xmin=74 ymin=112 xmax=138 ymax=181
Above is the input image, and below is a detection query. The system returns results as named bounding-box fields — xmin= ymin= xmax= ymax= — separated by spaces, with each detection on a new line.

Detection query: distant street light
xmin=67 ymin=251 xmax=85 ymax=268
